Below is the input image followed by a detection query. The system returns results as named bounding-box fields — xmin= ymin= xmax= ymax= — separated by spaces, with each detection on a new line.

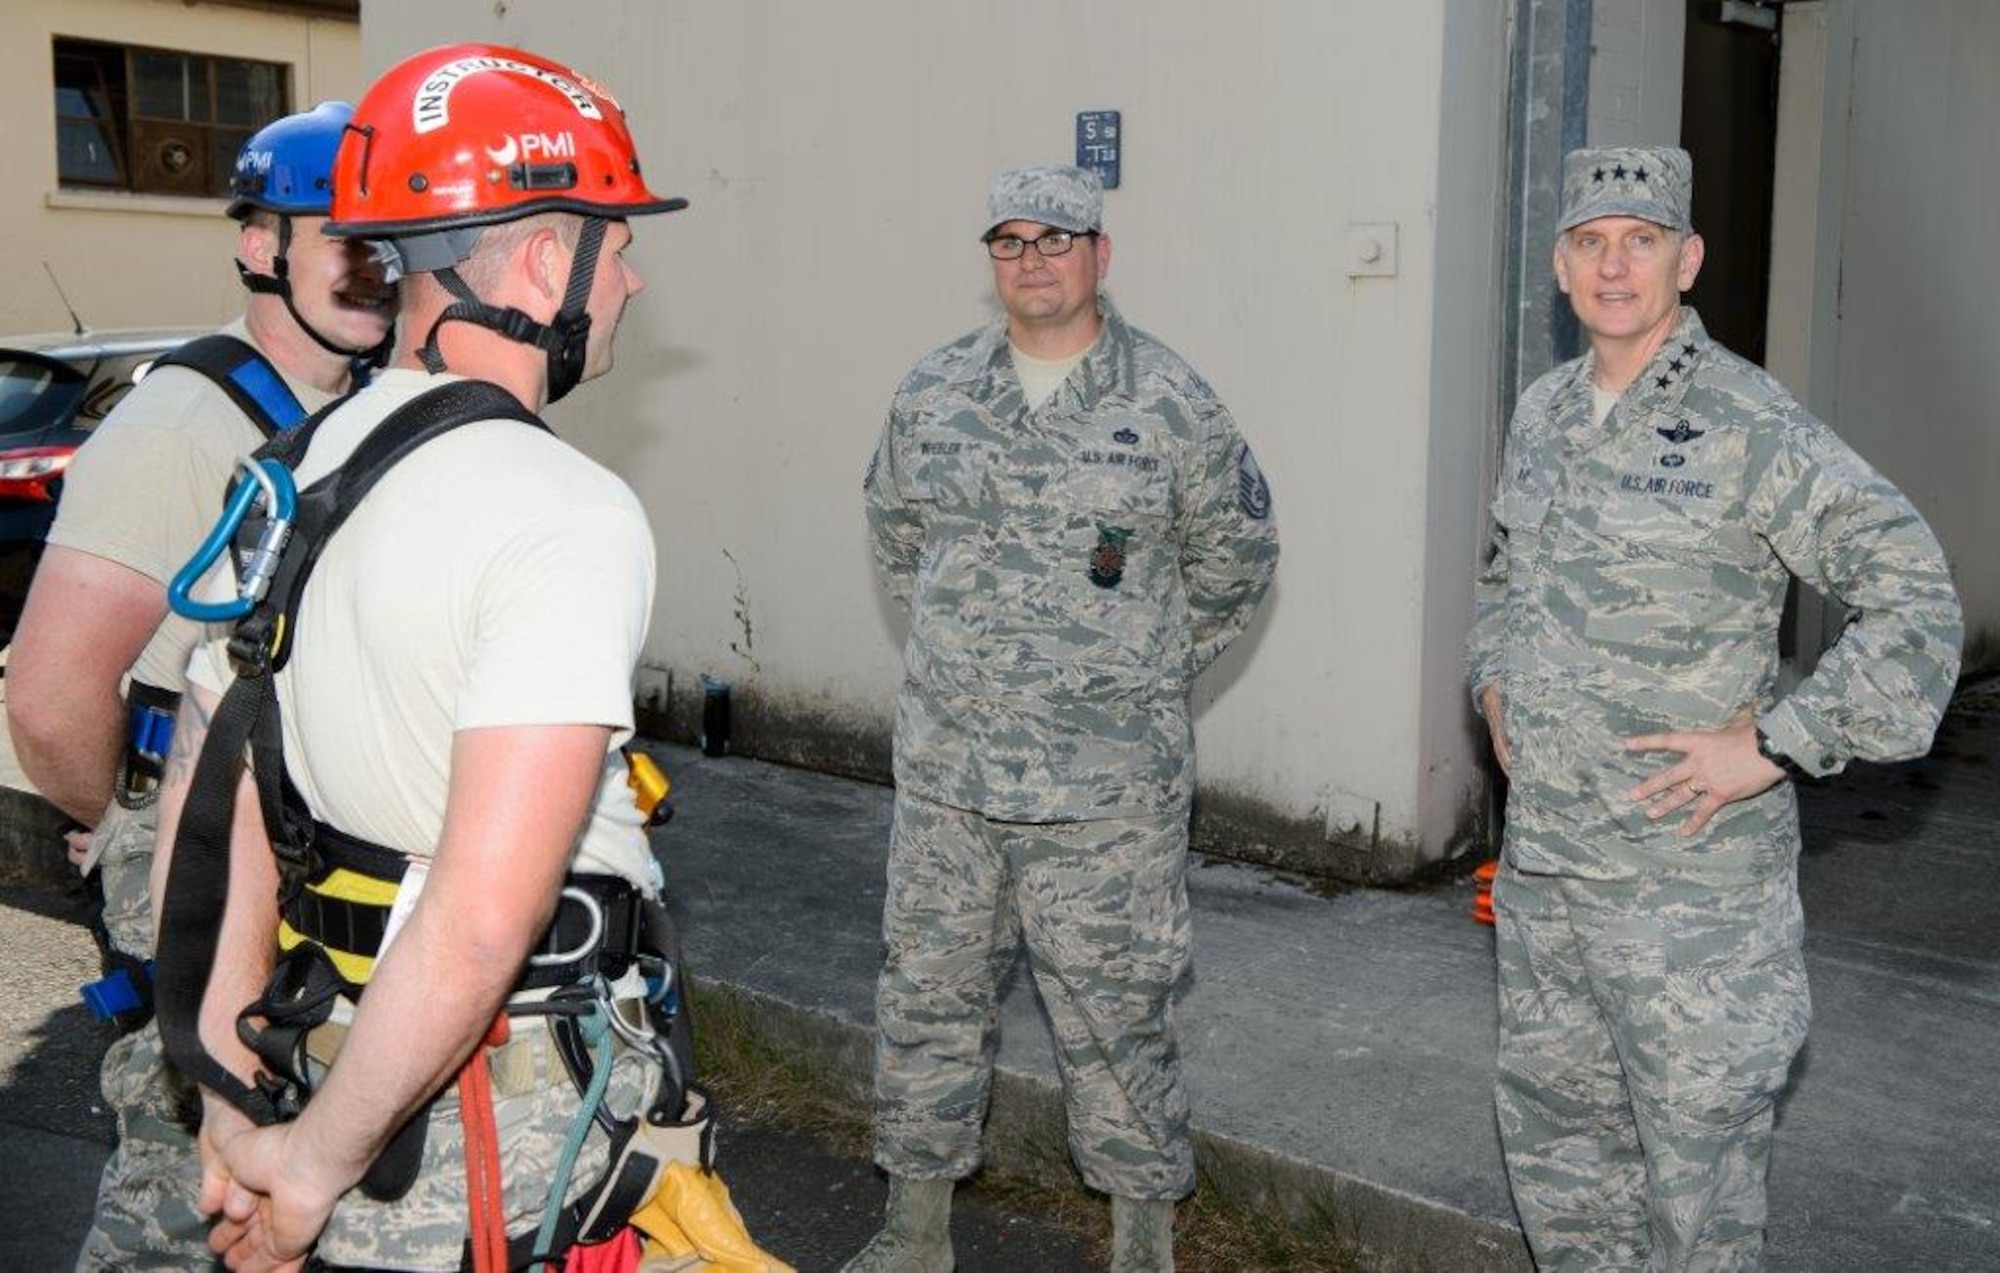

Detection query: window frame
xmin=51 ymin=36 xmax=292 ymax=200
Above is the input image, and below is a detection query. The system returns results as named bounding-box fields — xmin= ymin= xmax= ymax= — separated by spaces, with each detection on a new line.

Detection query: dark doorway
xmin=1679 ymin=0 xmax=1783 ymax=364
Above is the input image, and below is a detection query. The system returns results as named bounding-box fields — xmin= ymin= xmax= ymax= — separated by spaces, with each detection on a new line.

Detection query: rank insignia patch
xmin=1237 ymin=444 xmax=1272 ymax=520
xmin=1089 ymin=523 xmax=1131 ymax=589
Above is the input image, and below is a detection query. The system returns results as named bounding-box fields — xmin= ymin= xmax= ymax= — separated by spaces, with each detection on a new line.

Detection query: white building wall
xmin=0 ymin=0 xmax=361 ymax=333
xmin=363 ymin=2 xmax=1511 ymax=874
xmin=1812 ymin=1 xmax=2000 ymax=667
xmin=1587 ymin=0 xmax=1687 ymax=146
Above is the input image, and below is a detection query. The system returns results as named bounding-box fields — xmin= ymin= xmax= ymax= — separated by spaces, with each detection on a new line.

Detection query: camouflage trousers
xmin=1493 ymin=862 xmax=1812 ymax=1272
xmin=77 ymin=802 xmax=217 ymax=1271
xmin=87 ymin=795 xmax=159 ymax=963
xmin=871 ymin=791 xmax=1195 ymax=1200
xmin=303 ymin=1002 xmax=650 ymax=1270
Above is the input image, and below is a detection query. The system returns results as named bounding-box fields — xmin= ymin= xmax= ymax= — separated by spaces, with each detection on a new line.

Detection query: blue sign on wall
xmin=1075 ymin=110 xmax=1121 ymax=189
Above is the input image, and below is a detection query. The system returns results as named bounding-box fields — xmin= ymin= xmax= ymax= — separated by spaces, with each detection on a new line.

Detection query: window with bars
xmin=53 ymin=37 xmax=290 ymax=198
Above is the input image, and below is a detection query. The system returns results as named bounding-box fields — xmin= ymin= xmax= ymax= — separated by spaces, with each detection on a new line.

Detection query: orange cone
xmin=1472 ymin=859 xmax=1498 ymax=926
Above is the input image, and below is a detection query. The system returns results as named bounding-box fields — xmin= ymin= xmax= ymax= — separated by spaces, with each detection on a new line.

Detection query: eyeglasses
xmin=984 ymin=229 xmax=1098 ymax=261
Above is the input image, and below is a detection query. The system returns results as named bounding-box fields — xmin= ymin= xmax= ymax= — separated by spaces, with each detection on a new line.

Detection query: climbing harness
xmin=79 ymin=331 xmax=321 ymax=1025
xmin=156 ymin=377 xmax=542 ymax=1121
xmin=113 ymin=334 xmax=311 ymax=809
xmin=152 ymin=378 xmax=707 ymax=1258
xmin=150 ymin=334 xmax=311 ymax=440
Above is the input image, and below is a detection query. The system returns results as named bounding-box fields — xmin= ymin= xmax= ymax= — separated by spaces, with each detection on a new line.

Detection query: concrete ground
xmin=649 ymin=687 xmax=2000 ymax=1272
xmin=1 ymin=675 xmax=1995 ymax=1270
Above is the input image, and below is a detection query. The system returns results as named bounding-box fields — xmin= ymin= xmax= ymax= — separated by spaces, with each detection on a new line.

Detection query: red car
xmin=0 ymin=328 xmax=206 ymax=644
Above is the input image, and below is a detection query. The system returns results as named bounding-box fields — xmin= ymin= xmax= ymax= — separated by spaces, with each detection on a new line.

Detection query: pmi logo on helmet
xmin=240 ymin=149 xmax=275 ymax=174
xmin=412 ymin=56 xmax=605 ymax=135
xmin=483 ymin=133 xmax=578 ymax=166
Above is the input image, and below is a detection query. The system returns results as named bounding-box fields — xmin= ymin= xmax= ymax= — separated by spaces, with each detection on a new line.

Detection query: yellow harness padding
xmin=630 ymin=1162 xmax=793 ymax=1273
xmin=274 ymin=752 xmax=668 ymax=986
xmin=276 ymin=865 xmax=401 ymax=986
xmin=625 ymin=748 xmax=671 ymax=823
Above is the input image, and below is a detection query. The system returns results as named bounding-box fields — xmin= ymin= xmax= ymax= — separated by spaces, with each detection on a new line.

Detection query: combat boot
xmin=1109 ymin=1196 xmax=1176 ymax=1273
xmin=839 ymin=1176 xmax=955 ymax=1273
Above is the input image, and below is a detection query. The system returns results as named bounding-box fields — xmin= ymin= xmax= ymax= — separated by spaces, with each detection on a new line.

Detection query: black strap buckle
xmin=227 ymin=618 xmax=278 ymax=679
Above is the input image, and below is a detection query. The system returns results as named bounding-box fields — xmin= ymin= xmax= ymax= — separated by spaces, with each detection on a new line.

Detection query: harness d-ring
xmin=167 ymin=454 xmax=299 ymax=622
xmin=529 ymin=887 xmax=604 ymax=968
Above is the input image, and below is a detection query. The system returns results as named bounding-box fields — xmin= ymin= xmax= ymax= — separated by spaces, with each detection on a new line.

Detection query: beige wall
xmin=364 ymin=1 xmax=1512 ymax=876
xmin=1770 ymin=0 xmax=1999 ymax=670
xmin=0 ymin=0 xmax=361 ymax=335
xmin=1588 ymin=0 xmax=1686 ymax=145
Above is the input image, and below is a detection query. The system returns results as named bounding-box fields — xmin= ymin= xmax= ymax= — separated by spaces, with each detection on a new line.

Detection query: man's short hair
xmin=450 ymin=212 xmax=584 ymax=292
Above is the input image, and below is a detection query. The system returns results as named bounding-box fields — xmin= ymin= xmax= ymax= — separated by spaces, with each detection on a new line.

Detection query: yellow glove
xmin=631 ymin=1162 xmax=793 ymax=1273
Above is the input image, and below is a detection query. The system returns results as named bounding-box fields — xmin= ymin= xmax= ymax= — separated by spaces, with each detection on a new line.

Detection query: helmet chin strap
xmin=416 ymin=217 xmax=606 ymax=405
xmin=235 ymin=215 xmax=393 ymax=367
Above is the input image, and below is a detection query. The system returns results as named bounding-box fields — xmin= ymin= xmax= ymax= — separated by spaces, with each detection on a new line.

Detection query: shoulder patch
xmin=1237 ymin=444 xmax=1272 ymax=520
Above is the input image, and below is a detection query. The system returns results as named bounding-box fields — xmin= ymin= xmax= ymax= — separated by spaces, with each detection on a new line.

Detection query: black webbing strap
xmin=257 ymin=380 xmax=547 ymax=672
xmin=154 ymin=379 xmax=548 ymax=1134
xmin=154 ymin=665 xmax=286 ymax=1122
xmin=151 ymin=334 xmax=309 ymax=439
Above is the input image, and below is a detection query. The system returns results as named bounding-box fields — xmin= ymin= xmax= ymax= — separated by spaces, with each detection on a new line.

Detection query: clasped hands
xmin=197 ymin=1092 xmax=345 ymax=1272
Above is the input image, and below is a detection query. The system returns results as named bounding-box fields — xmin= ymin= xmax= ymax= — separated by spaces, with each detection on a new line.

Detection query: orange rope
xmin=459 ymin=1014 xmax=513 ymax=1273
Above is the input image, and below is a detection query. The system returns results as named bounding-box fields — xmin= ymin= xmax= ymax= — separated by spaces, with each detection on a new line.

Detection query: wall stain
xmin=635 ymin=676 xmax=1487 ymax=885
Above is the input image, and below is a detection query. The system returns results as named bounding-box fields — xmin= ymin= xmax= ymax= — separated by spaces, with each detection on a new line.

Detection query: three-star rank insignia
xmin=1655 ymin=418 xmax=1705 ymax=446
xmin=1089 ymin=523 xmax=1131 ymax=589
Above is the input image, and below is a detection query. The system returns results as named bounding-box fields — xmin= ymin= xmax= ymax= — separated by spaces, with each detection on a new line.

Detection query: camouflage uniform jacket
xmin=867 ymin=297 xmax=1279 ymax=822
xmin=1467 ymin=309 xmax=1961 ymax=882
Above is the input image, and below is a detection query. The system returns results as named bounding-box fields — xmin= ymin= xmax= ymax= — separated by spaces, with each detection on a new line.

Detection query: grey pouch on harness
xmin=575 ymin=1084 xmax=716 ymax=1244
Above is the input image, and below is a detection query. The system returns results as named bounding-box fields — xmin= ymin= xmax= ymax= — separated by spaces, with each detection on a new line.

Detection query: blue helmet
xmin=226 ymin=101 xmax=352 ymax=221
xmin=228 ymin=100 xmax=387 ymax=363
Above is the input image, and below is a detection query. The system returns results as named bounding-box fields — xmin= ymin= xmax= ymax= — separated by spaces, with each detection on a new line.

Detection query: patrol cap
xmin=983 ymin=163 xmax=1103 ymax=238
xmin=1557 ymin=146 xmax=1693 ymax=234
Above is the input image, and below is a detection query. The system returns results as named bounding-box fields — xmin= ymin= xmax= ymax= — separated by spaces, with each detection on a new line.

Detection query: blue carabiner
xmin=167 ymin=457 xmax=299 ymax=622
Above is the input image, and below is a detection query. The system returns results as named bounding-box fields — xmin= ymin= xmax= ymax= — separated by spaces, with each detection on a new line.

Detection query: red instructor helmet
xmin=325 ymin=43 xmax=686 ymax=238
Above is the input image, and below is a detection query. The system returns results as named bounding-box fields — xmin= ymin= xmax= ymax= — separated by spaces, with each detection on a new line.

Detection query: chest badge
xmin=1656 ymin=419 xmax=1705 ymax=445
xmin=1089 ymin=523 xmax=1131 ymax=589
xmin=1112 ymin=427 xmax=1140 ymax=445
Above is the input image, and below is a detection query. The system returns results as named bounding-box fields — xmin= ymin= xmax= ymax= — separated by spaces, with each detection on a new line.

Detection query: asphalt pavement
xmin=1 ymin=681 xmax=1995 ymax=1270
xmin=0 ymin=875 xmax=1097 ymax=1272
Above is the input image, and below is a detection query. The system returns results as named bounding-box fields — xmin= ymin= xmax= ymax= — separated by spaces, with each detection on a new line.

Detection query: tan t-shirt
xmin=47 ymin=318 xmax=334 ymax=691
xmin=188 ymin=369 xmax=659 ymax=889
xmin=1591 ymin=384 xmax=1619 ymax=427
xmin=1009 ymin=342 xmax=1087 ymax=411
